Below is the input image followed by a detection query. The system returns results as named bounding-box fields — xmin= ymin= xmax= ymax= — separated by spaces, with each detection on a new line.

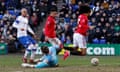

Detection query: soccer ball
xmin=91 ymin=58 xmax=99 ymax=66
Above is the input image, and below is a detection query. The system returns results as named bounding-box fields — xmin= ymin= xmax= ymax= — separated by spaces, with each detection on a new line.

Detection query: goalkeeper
xmin=21 ymin=46 xmax=58 ymax=68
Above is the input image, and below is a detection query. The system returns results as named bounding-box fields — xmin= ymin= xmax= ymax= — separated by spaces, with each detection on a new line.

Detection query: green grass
xmin=0 ymin=54 xmax=120 ymax=72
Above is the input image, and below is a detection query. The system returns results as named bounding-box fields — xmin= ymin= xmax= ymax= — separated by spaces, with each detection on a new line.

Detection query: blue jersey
xmin=42 ymin=46 xmax=57 ymax=64
xmin=35 ymin=46 xmax=58 ymax=68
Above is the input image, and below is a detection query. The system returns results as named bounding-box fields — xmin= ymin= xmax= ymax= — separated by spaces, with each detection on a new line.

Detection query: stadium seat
xmin=100 ymin=39 xmax=106 ymax=44
xmin=0 ymin=15 xmax=3 ymax=20
xmin=8 ymin=10 xmax=15 ymax=15
xmin=92 ymin=38 xmax=99 ymax=44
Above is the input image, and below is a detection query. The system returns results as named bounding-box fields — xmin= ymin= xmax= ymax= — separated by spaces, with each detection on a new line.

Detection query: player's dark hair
xmin=50 ymin=6 xmax=58 ymax=12
xmin=41 ymin=46 xmax=49 ymax=54
xmin=79 ymin=4 xmax=91 ymax=14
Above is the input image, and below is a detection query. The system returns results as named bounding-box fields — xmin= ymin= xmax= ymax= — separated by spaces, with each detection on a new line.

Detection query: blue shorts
xmin=18 ymin=36 xmax=36 ymax=48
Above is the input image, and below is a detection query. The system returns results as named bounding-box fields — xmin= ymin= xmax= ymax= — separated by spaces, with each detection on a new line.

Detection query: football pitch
xmin=0 ymin=54 xmax=120 ymax=72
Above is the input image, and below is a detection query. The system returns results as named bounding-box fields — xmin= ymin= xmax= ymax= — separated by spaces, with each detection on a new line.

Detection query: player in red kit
xmin=73 ymin=10 xmax=89 ymax=55
xmin=44 ymin=6 xmax=69 ymax=60
xmin=64 ymin=5 xmax=95 ymax=60
xmin=44 ymin=7 xmax=57 ymax=38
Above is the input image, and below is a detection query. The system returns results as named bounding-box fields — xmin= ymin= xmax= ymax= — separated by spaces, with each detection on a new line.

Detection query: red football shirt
xmin=44 ymin=16 xmax=56 ymax=38
xmin=75 ymin=14 xmax=89 ymax=36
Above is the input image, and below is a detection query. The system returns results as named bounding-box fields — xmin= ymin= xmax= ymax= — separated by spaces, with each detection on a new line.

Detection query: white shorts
xmin=73 ymin=33 xmax=87 ymax=48
xmin=46 ymin=37 xmax=61 ymax=47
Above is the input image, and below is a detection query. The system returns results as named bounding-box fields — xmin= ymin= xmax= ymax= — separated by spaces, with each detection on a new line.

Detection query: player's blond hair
xmin=21 ymin=8 xmax=27 ymax=13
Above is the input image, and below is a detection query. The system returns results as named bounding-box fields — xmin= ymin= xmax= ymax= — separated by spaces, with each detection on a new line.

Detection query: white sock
xmin=24 ymin=50 xmax=30 ymax=58
xmin=24 ymin=44 xmax=34 ymax=59
xmin=30 ymin=50 xmax=36 ymax=60
xmin=27 ymin=44 xmax=37 ymax=60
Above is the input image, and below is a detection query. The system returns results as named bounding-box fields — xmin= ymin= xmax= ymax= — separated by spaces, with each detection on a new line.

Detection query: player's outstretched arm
xmin=27 ymin=25 xmax=35 ymax=36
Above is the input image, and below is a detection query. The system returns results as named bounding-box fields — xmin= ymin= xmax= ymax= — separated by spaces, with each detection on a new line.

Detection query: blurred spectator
xmin=92 ymin=2 xmax=100 ymax=12
xmin=64 ymin=13 xmax=71 ymax=23
xmin=30 ymin=12 xmax=38 ymax=30
xmin=0 ymin=0 xmax=56 ymax=53
xmin=56 ymin=25 xmax=64 ymax=38
xmin=3 ymin=10 xmax=13 ymax=21
xmin=6 ymin=0 xmax=17 ymax=10
xmin=0 ymin=2 xmax=6 ymax=14
xmin=55 ymin=0 xmax=120 ymax=44
xmin=0 ymin=0 xmax=120 ymax=46
xmin=39 ymin=1 xmax=48 ymax=18
xmin=66 ymin=36 xmax=72 ymax=44
xmin=60 ymin=33 xmax=66 ymax=43
xmin=101 ymin=0 xmax=109 ymax=9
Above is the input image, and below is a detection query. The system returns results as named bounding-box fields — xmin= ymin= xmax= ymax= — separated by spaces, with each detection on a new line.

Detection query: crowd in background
xmin=53 ymin=0 xmax=120 ymax=44
xmin=0 ymin=0 xmax=57 ymax=52
xmin=0 ymin=0 xmax=120 ymax=53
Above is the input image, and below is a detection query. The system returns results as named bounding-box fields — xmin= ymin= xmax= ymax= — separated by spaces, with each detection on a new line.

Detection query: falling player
xmin=21 ymin=46 xmax=58 ymax=68
xmin=12 ymin=8 xmax=37 ymax=63
xmin=64 ymin=4 xmax=95 ymax=59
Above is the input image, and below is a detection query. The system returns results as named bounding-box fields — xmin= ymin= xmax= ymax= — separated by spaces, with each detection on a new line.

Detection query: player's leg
xmin=27 ymin=43 xmax=36 ymax=63
xmin=22 ymin=55 xmax=48 ymax=68
xmin=52 ymin=37 xmax=71 ymax=59
xmin=49 ymin=59 xmax=59 ymax=67
xmin=18 ymin=36 xmax=31 ymax=63
xmin=47 ymin=37 xmax=60 ymax=49
xmin=73 ymin=33 xmax=87 ymax=56
xmin=65 ymin=33 xmax=82 ymax=56
xmin=49 ymin=55 xmax=59 ymax=67
xmin=47 ymin=37 xmax=70 ymax=60
xmin=51 ymin=37 xmax=70 ymax=60
xmin=35 ymin=62 xmax=49 ymax=68
xmin=71 ymin=33 xmax=82 ymax=55
xmin=27 ymin=36 xmax=37 ymax=63
xmin=22 ymin=63 xmax=48 ymax=68
xmin=22 ymin=50 xmax=30 ymax=63
xmin=78 ymin=35 xmax=87 ymax=56
xmin=64 ymin=33 xmax=79 ymax=51
xmin=22 ymin=58 xmax=58 ymax=68
xmin=72 ymin=33 xmax=87 ymax=56
xmin=63 ymin=35 xmax=79 ymax=52
xmin=47 ymin=37 xmax=62 ymax=53
xmin=54 ymin=38 xmax=63 ymax=54
xmin=21 ymin=63 xmax=35 ymax=68
xmin=63 ymin=33 xmax=79 ymax=60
